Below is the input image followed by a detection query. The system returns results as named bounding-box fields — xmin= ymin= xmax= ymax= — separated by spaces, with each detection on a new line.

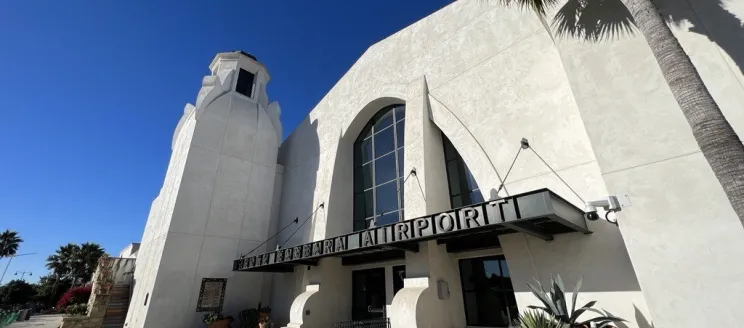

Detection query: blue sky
xmin=0 ymin=0 xmax=451 ymax=283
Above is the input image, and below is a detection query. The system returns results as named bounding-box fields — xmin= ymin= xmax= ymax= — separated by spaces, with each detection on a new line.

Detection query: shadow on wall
xmin=549 ymin=0 xmax=744 ymax=76
xmin=489 ymin=184 xmax=642 ymax=294
xmin=609 ymin=305 xmax=654 ymax=328
xmin=270 ymin=118 xmax=320 ymax=327
xmin=277 ymin=118 xmax=320 ymax=248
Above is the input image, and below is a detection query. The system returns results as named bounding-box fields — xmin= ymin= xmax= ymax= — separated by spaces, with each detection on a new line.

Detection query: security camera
xmin=584 ymin=196 xmax=622 ymax=224
xmin=584 ymin=210 xmax=601 ymax=221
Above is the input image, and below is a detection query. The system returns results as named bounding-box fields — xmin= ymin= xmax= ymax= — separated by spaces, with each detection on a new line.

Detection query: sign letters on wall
xmin=233 ymin=189 xmax=589 ymax=272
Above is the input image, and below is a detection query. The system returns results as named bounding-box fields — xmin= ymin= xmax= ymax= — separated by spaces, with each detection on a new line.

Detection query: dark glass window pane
xmin=375 ymin=181 xmax=399 ymax=215
xmin=494 ymin=292 xmax=516 ymax=327
xmin=364 ymin=190 xmax=373 ymax=217
xmin=460 ymin=260 xmax=474 ymax=290
xmin=393 ymin=266 xmax=405 ymax=295
xmin=377 ymin=210 xmax=400 ymax=226
xmin=459 ymin=256 xmax=516 ymax=327
xmin=354 ymin=164 xmax=372 ymax=193
xmin=464 ymin=292 xmax=480 ymax=324
xmin=374 ymin=109 xmax=395 ymax=130
xmin=354 ymin=105 xmax=405 ymax=232
xmin=375 ymin=153 xmax=397 ymax=185
xmin=354 ymin=191 xmax=373 ymax=221
xmin=357 ymin=163 xmax=372 ymax=191
xmin=465 ymin=166 xmax=479 ymax=191
xmin=360 ymin=125 xmax=373 ymax=140
xmin=374 ymin=127 xmax=395 ymax=157
xmin=484 ymin=259 xmax=503 ymax=289
xmin=397 ymin=149 xmax=405 ymax=178
xmin=444 ymin=138 xmax=457 ymax=161
xmin=469 ymin=190 xmax=484 ymax=205
xmin=500 ymin=260 xmax=510 ymax=277
xmin=394 ymin=105 xmax=405 ymax=121
xmin=236 ymin=69 xmax=255 ymax=98
xmin=447 ymin=160 xmax=462 ymax=195
xmin=354 ymin=194 xmax=365 ymax=221
xmin=451 ymin=195 xmax=463 ymax=208
xmin=354 ymin=220 xmax=368 ymax=231
xmin=396 ymin=121 xmax=405 ymax=148
xmin=360 ymin=138 xmax=373 ymax=164
xmin=505 ymin=293 xmax=518 ymax=323
xmin=398 ymin=177 xmax=405 ymax=209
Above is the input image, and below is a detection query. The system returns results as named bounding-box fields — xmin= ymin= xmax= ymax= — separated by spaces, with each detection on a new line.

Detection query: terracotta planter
xmin=208 ymin=318 xmax=231 ymax=328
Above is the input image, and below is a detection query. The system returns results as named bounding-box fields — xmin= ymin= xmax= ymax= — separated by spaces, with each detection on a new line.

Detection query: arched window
xmin=353 ymin=105 xmax=406 ymax=231
xmin=442 ymin=134 xmax=483 ymax=208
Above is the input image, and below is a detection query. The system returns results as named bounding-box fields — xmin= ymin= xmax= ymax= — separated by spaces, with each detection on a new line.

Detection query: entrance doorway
xmin=352 ymin=268 xmax=386 ymax=320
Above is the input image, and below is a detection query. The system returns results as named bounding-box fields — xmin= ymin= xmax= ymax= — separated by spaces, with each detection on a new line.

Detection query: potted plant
xmin=258 ymin=316 xmax=274 ymax=328
xmin=257 ymin=303 xmax=271 ymax=323
xmin=203 ymin=311 xmax=232 ymax=328
xmin=238 ymin=308 xmax=258 ymax=328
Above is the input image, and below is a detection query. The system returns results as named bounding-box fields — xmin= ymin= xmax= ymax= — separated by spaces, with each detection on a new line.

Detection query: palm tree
xmin=622 ymin=0 xmax=744 ymax=224
xmin=0 ymin=230 xmax=23 ymax=284
xmin=45 ymin=252 xmax=68 ymax=306
xmin=0 ymin=230 xmax=22 ymax=259
xmin=48 ymin=243 xmax=81 ymax=284
xmin=503 ymin=0 xmax=744 ymax=224
xmin=78 ymin=242 xmax=106 ymax=283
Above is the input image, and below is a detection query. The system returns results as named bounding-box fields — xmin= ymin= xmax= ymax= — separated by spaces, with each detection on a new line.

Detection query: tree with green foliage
xmin=0 ymin=280 xmax=34 ymax=307
xmin=46 ymin=243 xmax=106 ymax=286
xmin=78 ymin=243 xmax=106 ymax=283
xmin=0 ymin=231 xmax=22 ymax=259
xmin=34 ymin=274 xmax=71 ymax=308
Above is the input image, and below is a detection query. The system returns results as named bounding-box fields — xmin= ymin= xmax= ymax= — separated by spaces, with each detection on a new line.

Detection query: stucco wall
xmin=127 ymin=53 xmax=283 ymax=328
xmin=271 ymin=0 xmax=744 ymax=327
xmin=550 ymin=0 xmax=744 ymax=326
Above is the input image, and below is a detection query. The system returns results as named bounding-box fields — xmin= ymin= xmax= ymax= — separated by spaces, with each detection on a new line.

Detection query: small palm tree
xmin=0 ymin=230 xmax=23 ymax=259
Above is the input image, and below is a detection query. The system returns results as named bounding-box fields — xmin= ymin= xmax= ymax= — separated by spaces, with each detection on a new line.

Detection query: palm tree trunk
xmin=622 ymin=0 xmax=744 ymax=224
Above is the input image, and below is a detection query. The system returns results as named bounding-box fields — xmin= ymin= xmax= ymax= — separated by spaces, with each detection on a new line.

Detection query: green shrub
xmin=65 ymin=303 xmax=88 ymax=316
xmin=513 ymin=309 xmax=561 ymax=328
xmin=202 ymin=311 xmax=223 ymax=324
xmin=527 ymin=275 xmax=625 ymax=328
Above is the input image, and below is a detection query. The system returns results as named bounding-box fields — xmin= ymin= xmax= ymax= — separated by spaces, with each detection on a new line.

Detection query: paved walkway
xmin=8 ymin=314 xmax=64 ymax=328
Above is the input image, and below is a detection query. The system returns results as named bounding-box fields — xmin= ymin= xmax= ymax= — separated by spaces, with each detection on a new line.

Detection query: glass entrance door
xmin=352 ymin=268 xmax=386 ymax=320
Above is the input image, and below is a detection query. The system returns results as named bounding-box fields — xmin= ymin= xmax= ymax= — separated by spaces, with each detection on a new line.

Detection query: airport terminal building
xmin=124 ymin=0 xmax=744 ymax=327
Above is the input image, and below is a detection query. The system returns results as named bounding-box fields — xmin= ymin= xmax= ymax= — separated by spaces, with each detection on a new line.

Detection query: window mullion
xmin=371 ymin=126 xmax=377 ymax=226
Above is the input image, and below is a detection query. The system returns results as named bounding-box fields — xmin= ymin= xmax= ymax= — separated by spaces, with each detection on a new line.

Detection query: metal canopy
xmin=233 ymin=189 xmax=590 ymax=273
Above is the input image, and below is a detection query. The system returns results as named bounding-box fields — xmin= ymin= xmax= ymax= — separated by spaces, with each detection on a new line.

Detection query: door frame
xmin=349 ymin=260 xmax=405 ymax=320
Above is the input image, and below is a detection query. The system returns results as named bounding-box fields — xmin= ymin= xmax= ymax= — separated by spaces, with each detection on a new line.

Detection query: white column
xmin=389 ymin=76 xmax=463 ymax=328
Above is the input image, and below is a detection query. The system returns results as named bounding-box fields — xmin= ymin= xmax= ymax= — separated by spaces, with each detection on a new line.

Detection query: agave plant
xmin=514 ymin=309 xmax=562 ymax=328
xmin=527 ymin=275 xmax=625 ymax=328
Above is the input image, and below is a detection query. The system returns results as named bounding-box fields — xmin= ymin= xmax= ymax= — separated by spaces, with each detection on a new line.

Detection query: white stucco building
xmin=124 ymin=1 xmax=744 ymax=327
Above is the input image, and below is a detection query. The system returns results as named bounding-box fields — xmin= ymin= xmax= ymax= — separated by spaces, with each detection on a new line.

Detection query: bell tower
xmin=126 ymin=51 xmax=283 ymax=328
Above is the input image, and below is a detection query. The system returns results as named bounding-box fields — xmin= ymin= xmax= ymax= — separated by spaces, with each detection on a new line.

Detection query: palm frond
xmin=493 ymin=0 xmax=561 ymax=16
xmin=551 ymin=0 xmax=635 ymax=42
